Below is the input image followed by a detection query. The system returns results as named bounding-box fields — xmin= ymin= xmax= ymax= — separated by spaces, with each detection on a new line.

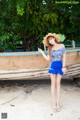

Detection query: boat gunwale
xmin=0 ymin=48 xmax=80 ymax=57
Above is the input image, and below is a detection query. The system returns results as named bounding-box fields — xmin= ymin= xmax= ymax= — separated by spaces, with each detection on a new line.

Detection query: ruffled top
xmin=51 ymin=47 xmax=66 ymax=61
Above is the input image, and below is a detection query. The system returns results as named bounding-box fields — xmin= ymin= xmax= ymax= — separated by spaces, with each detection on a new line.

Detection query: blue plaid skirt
xmin=48 ymin=60 xmax=64 ymax=75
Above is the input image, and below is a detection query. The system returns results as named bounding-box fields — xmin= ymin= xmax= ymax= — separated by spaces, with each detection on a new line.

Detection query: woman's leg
xmin=50 ymin=74 xmax=57 ymax=109
xmin=56 ymin=74 xmax=62 ymax=109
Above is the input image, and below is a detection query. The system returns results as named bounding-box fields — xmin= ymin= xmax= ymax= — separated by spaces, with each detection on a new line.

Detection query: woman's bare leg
xmin=50 ymin=74 xmax=57 ymax=110
xmin=56 ymin=74 xmax=62 ymax=109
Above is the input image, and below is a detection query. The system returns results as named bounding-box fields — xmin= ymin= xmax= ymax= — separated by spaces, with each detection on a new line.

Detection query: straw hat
xmin=42 ymin=33 xmax=60 ymax=46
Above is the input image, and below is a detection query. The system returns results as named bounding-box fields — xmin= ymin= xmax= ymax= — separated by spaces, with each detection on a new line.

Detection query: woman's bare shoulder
xmin=60 ymin=44 xmax=65 ymax=48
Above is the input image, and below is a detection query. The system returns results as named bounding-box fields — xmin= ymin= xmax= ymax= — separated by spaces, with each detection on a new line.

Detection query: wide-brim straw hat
xmin=42 ymin=33 xmax=60 ymax=46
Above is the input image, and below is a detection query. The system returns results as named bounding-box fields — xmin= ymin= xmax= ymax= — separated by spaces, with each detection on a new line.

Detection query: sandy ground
xmin=0 ymin=79 xmax=80 ymax=120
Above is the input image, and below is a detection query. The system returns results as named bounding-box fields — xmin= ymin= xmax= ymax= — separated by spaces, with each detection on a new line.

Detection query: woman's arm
xmin=38 ymin=48 xmax=51 ymax=61
xmin=62 ymin=52 xmax=67 ymax=73
xmin=62 ymin=52 xmax=66 ymax=67
xmin=61 ymin=44 xmax=66 ymax=67
xmin=62 ymin=45 xmax=67 ymax=73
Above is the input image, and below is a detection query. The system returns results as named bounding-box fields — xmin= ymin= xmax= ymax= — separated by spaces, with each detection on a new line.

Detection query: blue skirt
xmin=48 ymin=60 xmax=64 ymax=75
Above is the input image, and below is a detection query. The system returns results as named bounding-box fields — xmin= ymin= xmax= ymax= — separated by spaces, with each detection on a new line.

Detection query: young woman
xmin=38 ymin=33 xmax=67 ymax=112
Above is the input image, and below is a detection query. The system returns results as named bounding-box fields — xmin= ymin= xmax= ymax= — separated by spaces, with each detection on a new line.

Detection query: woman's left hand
xmin=62 ymin=67 xmax=67 ymax=73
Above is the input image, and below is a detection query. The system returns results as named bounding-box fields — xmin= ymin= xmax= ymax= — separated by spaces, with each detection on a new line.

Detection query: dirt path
xmin=0 ymin=79 xmax=80 ymax=120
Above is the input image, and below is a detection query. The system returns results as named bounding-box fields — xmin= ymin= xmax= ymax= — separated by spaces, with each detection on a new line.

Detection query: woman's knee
xmin=50 ymin=74 xmax=56 ymax=85
xmin=51 ymin=80 xmax=56 ymax=86
xmin=56 ymin=75 xmax=62 ymax=85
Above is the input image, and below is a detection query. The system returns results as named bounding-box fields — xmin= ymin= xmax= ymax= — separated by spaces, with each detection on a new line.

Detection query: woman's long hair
xmin=47 ymin=36 xmax=60 ymax=51
xmin=47 ymin=36 xmax=60 ymax=60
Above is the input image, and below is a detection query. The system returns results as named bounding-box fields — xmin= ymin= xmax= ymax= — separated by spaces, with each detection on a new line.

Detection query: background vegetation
xmin=0 ymin=0 xmax=80 ymax=51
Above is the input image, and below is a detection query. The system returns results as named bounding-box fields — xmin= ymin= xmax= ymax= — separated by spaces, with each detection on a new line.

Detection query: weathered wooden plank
xmin=0 ymin=49 xmax=79 ymax=80
xmin=0 ymin=63 xmax=80 ymax=74
xmin=0 ymin=67 xmax=80 ymax=80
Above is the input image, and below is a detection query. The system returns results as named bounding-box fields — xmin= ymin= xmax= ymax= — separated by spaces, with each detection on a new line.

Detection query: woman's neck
xmin=52 ymin=43 xmax=59 ymax=48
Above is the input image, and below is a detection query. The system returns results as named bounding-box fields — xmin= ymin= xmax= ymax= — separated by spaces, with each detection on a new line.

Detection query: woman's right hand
xmin=38 ymin=48 xmax=43 ymax=53
xmin=38 ymin=47 xmax=50 ymax=61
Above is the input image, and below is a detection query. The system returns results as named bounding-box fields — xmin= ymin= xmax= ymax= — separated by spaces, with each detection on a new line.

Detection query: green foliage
xmin=0 ymin=33 xmax=20 ymax=51
xmin=0 ymin=0 xmax=80 ymax=51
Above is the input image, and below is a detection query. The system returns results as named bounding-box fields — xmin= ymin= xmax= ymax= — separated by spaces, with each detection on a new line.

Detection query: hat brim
xmin=42 ymin=33 xmax=60 ymax=46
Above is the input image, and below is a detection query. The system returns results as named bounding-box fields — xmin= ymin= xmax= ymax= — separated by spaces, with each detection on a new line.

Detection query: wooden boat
xmin=0 ymin=48 xmax=80 ymax=80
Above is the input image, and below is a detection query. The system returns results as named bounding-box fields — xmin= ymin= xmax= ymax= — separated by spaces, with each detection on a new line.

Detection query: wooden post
xmin=72 ymin=40 xmax=76 ymax=48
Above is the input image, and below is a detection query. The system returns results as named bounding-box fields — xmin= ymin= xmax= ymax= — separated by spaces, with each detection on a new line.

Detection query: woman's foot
xmin=56 ymin=103 xmax=62 ymax=112
xmin=56 ymin=106 xmax=61 ymax=112
xmin=53 ymin=105 xmax=57 ymax=111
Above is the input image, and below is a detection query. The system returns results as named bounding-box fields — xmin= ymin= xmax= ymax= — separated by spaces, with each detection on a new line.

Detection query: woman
xmin=38 ymin=33 xmax=67 ymax=112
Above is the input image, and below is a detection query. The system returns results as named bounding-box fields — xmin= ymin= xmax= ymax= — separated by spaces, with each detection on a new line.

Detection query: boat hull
xmin=0 ymin=49 xmax=80 ymax=80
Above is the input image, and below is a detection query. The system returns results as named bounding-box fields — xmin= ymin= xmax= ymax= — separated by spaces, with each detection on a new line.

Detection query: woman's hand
xmin=62 ymin=67 xmax=67 ymax=73
xmin=38 ymin=47 xmax=50 ymax=61
xmin=38 ymin=48 xmax=43 ymax=53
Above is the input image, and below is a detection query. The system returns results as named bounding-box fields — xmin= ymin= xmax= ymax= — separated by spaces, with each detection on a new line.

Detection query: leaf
xmin=58 ymin=34 xmax=66 ymax=42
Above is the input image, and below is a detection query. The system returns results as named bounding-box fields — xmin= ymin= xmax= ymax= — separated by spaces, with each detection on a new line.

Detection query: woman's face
xmin=48 ymin=37 xmax=55 ymax=45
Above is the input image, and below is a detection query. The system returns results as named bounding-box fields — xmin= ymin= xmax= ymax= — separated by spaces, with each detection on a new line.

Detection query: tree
xmin=0 ymin=0 xmax=80 ymax=51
